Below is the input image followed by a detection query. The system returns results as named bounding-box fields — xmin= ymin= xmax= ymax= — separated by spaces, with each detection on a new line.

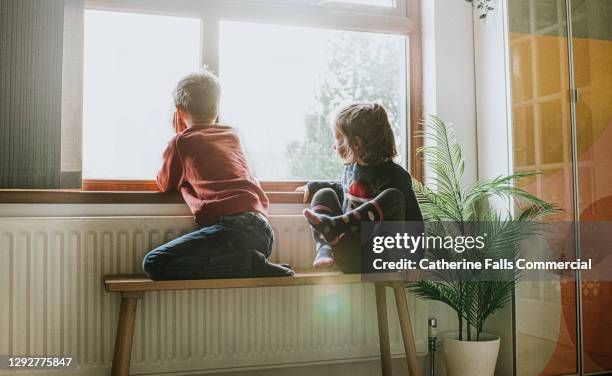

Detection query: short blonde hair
xmin=173 ymin=68 xmax=221 ymax=122
xmin=333 ymin=103 xmax=397 ymax=165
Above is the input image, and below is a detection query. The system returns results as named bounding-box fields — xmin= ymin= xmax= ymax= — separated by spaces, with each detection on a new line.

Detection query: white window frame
xmin=84 ymin=0 xmax=420 ymax=179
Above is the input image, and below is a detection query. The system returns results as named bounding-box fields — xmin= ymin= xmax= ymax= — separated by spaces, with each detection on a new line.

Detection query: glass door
xmin=569 ymin=0 xmax=612 ymax=373
xmin=508 ymin=0 xmax=578 ymax=374
xmin=508 ymin=0 xmax=612 ymax=374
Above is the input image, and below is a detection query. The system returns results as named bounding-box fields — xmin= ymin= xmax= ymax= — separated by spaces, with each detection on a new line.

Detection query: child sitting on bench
xmin=301 ymin=103 xmax=423 ymax=273
xmin=143 ymin=69 xmax=293 ymax=280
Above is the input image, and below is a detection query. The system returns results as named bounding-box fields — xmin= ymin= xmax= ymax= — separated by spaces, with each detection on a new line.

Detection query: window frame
xmin=79 ymin=0 xmax=423 ymax=198
xmin=81 ymin=179 xmax=304 ymax=192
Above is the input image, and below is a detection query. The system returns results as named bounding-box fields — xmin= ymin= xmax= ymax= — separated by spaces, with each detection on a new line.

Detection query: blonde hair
xmin=173 ymin=68 xmax=221 ymax=122
xmin=333 ymin=103 xmax=397 ymax=165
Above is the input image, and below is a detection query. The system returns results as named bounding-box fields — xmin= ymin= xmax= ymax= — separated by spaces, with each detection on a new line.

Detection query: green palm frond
xmin=464 ymin=172 xmax=560 ymax=219
xmin=416 ymin=115 xmax=466 ymax=220
xmin=517 ymin=204 xmax=562 ymax=221
xmin=410 ymin=281 xmax=463 ymax=313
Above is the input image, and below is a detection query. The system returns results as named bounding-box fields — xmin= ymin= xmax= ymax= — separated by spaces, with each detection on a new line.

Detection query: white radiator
xmin=0 ymin=216 xmax=427 ymax=375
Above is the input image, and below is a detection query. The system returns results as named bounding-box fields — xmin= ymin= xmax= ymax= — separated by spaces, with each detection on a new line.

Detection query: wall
xmin=473 ymin=1 xmax=515 ymax=376
xmin=421 ymin=0 xmax=477 ymax=372
xmin=423 ymin=0 xmax=517 ymax=375
xmin=421 ymin=0 xmax=478 ymax=188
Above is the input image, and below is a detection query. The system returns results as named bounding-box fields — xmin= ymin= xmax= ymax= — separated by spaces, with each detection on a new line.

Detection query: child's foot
xmin=254 ymin=259 xmax=295 ymax=277
xmin=313 ymin=256 xmax=335 ymax=269
xmin=313 ymin=246 xmax=335 ymax=269
xmin=303 ymin=209 xmax=343 ymax=244
xmin=251 ymin=251 xmax=294 ymax=277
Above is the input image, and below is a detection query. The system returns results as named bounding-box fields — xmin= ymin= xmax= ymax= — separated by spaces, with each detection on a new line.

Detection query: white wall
xmin=474 ymin=0 xmax=513 ymax=182
xmin=474 ymin=1 xmax=514 ymax=375
xmin=421 ymin=0 xmax=479 ymax=319
xmin=421 ymin=1 xmax=515 ymax=375
xmin=420 ymin=1 xmax=478 ymax=374
xmin=422 ymin=0 xmax=478 ymax=188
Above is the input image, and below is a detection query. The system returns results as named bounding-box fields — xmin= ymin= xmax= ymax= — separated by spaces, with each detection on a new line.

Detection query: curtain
xmin=0 ymin=0 xmax=84 ymax=188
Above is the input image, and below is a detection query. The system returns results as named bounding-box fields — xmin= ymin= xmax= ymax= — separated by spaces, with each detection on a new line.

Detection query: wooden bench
xmin=104 ymin=272 xmax=421 ymax=376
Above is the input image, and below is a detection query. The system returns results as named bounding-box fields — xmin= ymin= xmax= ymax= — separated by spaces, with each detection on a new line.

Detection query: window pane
xmin=83 ymin=10 xmax=200 ymax=180
xmin=220 ymin=21 xmax=406 ymax=180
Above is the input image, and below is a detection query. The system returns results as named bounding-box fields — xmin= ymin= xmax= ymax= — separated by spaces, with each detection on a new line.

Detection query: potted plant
xmin=410 ymin=116 xmax=560 ymax=376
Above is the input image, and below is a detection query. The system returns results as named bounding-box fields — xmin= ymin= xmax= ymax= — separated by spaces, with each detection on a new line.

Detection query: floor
xmin=192 ymin=357 xmax=424 ymax=376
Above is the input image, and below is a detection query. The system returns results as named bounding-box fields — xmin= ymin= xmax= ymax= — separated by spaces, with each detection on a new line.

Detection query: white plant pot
xmin=443 ymin=332 xmax=500 ymax=376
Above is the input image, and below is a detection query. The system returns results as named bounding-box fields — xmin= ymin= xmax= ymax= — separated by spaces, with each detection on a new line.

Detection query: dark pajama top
xmin=306 ymin=160 xmax=423 ymax=222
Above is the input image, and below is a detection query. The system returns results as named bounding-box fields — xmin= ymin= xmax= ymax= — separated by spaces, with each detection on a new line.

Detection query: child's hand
xmin=173 ymin=111 xmax=187 ymax=134
xmin=295 ymin=185 xmax=310 ymax=203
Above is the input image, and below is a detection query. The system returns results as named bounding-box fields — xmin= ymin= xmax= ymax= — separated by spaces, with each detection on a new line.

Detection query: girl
xmin=301 ymin=103 xmax=423 ymax=272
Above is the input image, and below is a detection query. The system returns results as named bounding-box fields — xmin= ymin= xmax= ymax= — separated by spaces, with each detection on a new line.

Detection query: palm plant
xmin=410 ymin=115 xmax=561 ymax=341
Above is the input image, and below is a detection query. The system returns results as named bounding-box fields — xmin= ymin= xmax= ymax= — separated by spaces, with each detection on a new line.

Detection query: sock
xmin=303 ymin=200 xmax=384 ymax=243
xmin=309 ymin=205 xmax=336 ymax=268
xmin=313 ymin=244 xmax=334 ymax=269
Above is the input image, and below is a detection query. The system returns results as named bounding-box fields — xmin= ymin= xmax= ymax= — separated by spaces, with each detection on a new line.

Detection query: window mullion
xmin=202 ymin=14 xmax=220 ymax=75
xmin=401 ymin=37 xmax=409 ymax=169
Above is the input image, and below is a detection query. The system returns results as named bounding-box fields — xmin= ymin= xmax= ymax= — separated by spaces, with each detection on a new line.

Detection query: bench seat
xmin=103 ymin=272 xmax=421 ymax=376
xmin=104 ymin=271 xmax=364 ymax=292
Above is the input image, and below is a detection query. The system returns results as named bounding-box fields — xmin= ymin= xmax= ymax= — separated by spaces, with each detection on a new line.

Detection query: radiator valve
xmin=428 ymin=317 xmax=438 ymax=376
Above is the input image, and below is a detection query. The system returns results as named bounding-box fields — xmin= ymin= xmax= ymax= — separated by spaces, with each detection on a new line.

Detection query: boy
xmin=142 ymin=69 xmax=293 ymax=280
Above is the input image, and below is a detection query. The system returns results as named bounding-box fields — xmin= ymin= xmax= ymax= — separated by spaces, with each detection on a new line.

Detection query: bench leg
xmin=393 ymin=286 xmax=420 ymax=376
xmin=375 ymin=284 xmax=393 ymax=376
xmin=111 ymin=292 xmax=143 ymax=376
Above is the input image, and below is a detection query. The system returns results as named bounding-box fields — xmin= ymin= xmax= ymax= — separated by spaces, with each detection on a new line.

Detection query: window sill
xmin=0 ymin=190 xmax=304 ymax=204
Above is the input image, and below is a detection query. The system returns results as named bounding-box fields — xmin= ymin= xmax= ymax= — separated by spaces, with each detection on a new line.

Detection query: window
xmin=80 ymin=0 xmax=420 ymax=189
xmin=83 ymin=10 xmax=201 ymax=180
xmin=220 ymin=21 xmax=406 ymax=180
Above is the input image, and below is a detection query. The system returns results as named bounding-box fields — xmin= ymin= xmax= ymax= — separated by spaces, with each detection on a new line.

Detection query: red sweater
xmin=157 ymin=124 xmax=269 ymax=226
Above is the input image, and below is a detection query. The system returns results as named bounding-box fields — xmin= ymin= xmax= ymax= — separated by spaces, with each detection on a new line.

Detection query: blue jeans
xmin=143 ymin=212 xmax=274 ymax=280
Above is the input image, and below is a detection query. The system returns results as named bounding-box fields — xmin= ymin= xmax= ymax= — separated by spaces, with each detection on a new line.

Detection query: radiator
xmin=0 ymin=216 xmax=427 ymax=375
